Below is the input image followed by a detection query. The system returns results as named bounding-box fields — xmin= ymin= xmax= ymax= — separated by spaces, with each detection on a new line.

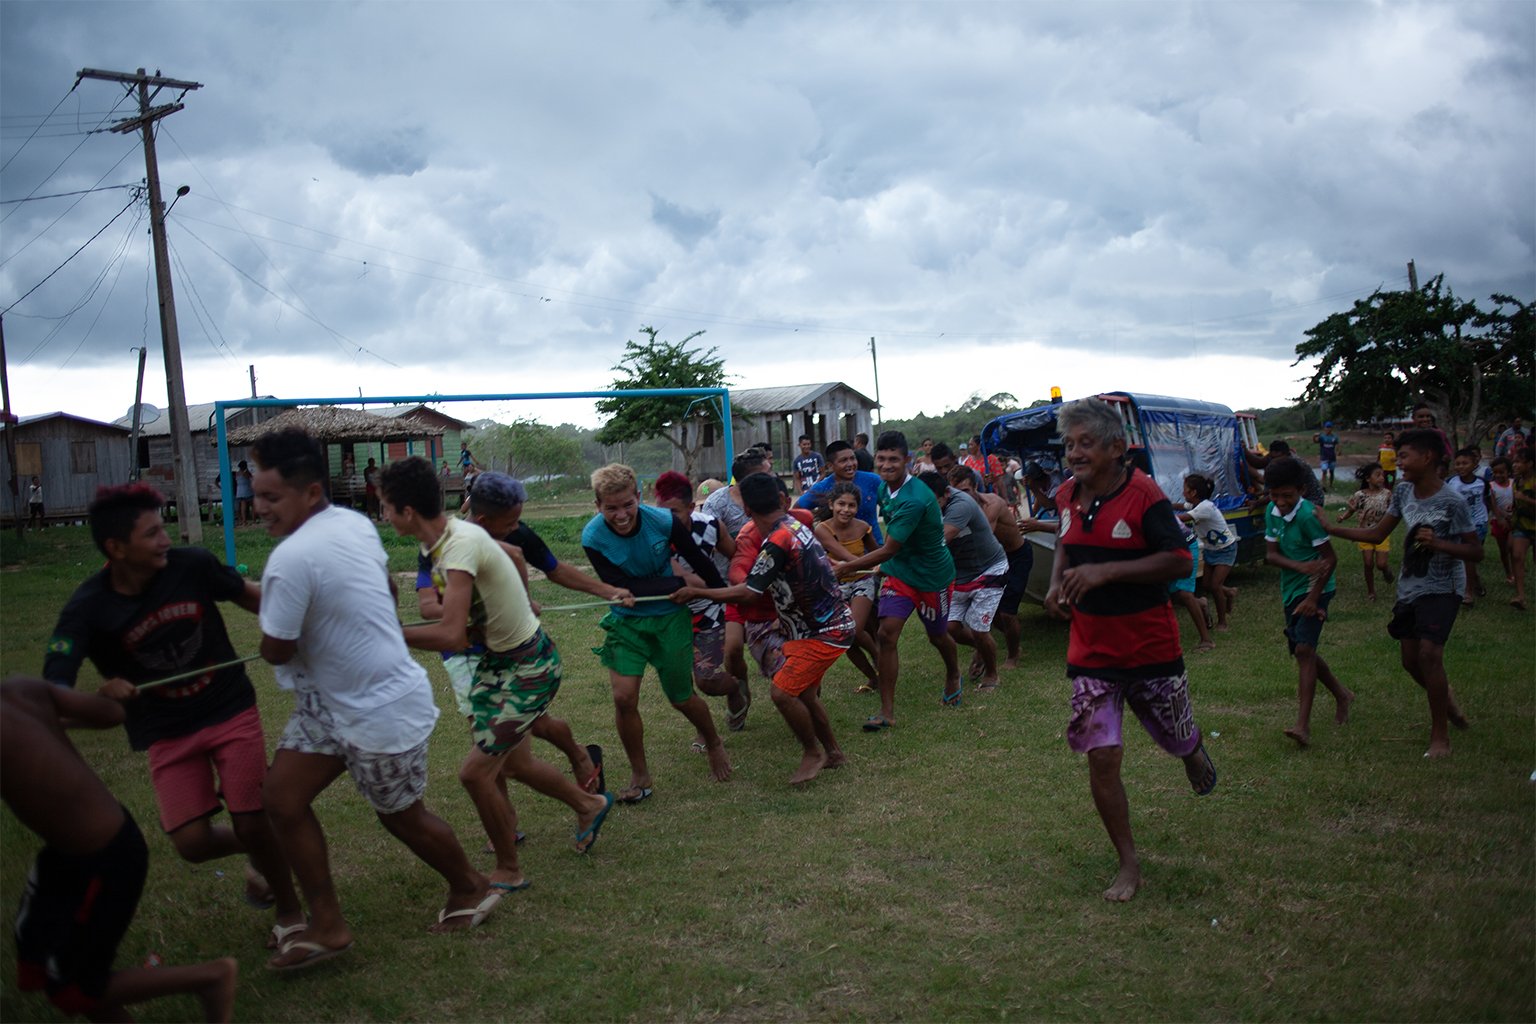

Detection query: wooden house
xmin=673 ymin=382 xmax=878 ymax=479
xmin=113 ymin=399 xmax=285 ymax=503
xmin=1 ymin=413 xmax=132 ymax=524
xmin=365 ymin=404 xmax=472 ymax=477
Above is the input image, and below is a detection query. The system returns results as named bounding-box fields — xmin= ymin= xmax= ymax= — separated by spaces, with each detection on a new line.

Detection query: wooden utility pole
xmin=129 ymin=346 xmax=148 ymax=481
xmin=1 ymin=315 xmax=22 ymax=538
xmin=869 ymin=336 xmax=882 ymax=428
xmin=1407 ymin=259 xmax=1419 ymax=292
xmin=77 ymin=67 xmax=204 ymax=541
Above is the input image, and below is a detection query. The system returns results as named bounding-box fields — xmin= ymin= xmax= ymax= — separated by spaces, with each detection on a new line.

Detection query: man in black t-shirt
xmin=43 ymin=484 xmax=303 ymax=948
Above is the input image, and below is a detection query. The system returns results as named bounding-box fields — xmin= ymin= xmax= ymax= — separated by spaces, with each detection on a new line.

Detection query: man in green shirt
xmin=836 ymin=430 xmax=959 ymax=730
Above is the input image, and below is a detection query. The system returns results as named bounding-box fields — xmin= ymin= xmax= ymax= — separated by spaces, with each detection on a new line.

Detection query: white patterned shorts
xmin=278 ymin=690 xmax=429 ymax=815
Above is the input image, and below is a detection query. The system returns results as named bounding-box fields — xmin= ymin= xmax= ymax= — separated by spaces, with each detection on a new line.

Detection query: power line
xmin=0 ymin=139 xmax=139 ymax=259
xmin=2 ymin=192 xmax=142 ymax=316
xmin=0 ymin=81 xmax=79 ymax=175
xmin=48 ymin=206 xmax=147 ymax=378
xmin=167 ymin=235 xmax=238 ymax=364
xmin=0 ymin=182 xmax=141 ymax=205
xmin=18 ymin=201 xmax=146 ymax=365
xmin=175 ymin=220 xmax=400 ymax=367
xmin=0 ymin=88 xmax=133 ymax=223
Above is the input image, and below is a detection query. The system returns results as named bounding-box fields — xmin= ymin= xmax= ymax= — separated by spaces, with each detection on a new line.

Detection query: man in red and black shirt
xmin=1045 ymin=401 xmax=1217 ymax=904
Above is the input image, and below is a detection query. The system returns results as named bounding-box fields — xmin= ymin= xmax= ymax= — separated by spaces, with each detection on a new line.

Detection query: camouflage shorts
xmin=278 ymin=691 xmax=429 ymax=815
xmin=469 ymin=629 xmax=563 ymax=755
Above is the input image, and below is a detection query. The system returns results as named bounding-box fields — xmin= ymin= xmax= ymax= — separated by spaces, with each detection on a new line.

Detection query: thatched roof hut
xmin=225 ymin=406 xmax=445 ymax=446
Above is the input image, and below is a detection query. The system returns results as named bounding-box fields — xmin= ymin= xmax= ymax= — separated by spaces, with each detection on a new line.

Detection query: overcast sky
xmin=2 ymin=1 xmax=1532 ymax=431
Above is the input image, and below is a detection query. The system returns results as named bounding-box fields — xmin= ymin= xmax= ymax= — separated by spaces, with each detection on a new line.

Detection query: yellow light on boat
xmin=1050 ymin=386 xmax=1062 ymax=403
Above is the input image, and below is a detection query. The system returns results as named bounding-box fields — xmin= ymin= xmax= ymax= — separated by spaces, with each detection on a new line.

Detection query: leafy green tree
xmin=471 ymin=418 xmax=585 ymax=481
xmin=1294 ymin=276 xmax=1533 ymax=446
xmin=595 ymin=326 xmax=728 ymax=478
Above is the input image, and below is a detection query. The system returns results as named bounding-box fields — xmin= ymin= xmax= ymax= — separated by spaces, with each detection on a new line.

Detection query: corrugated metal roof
xmin=112 ymin=399 xmax=279 ymax=437
xmin=369 ymin=404 xmax=471 ymax=429
xmin=17 ymin=411 xmax=131 ymax=432
xmin=729 ymin=382 xmax=876 ymax=413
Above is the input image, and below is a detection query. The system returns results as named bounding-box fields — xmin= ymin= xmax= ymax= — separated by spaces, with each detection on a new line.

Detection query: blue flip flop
xmin=575 ymin=793 xmax=615 ymax=854
xmin=490 ymin=879 xmax=532 ymax=894
xmin=942 ymin=683 xmax=963 ymax=707
xmin=862 ymin=715 xmax=893 ymax=732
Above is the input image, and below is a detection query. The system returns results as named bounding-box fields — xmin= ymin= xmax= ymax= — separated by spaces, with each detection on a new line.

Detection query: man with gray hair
xmin=1044 ymin=399 xmax=1216 ymax=903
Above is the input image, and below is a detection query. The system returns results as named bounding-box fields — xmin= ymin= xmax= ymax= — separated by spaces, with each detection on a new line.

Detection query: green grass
xmin=2 ymin=513 xmax=1533 ymax=1022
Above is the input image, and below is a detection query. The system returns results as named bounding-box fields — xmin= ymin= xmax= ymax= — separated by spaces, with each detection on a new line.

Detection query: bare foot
xmin=1424 ymin=741 xmax=1452 ymax=759
xmin=789 ymin=750 xmax=827 ymax=785
xmin=1284 ymin=726 xmax=1311 ymax=748
xmin=1448 ymin=704 xmax=1471 ymax=730
xmin=1102 ymin=862 xmax=1142 ymax=902
xmin=824 ymin=749 xmax=849 ymax=769
xmin=1196 ymin=640 xmax=1215 ymax=653
xmin=967 ymin=657 xmax=984 ymax=680
xmin=1001 ymin=656 xmax=1020 ymax=670
xmin=1215 ymin=623 xmax=1230 ymax=633
xmin=243 ymin=863 xmax=274 ymax=908
xmin=200 ymin=957 xmax=239 ymax=1022
xmin=1334 ymin=690 xmax=1355 ymax=725
xmin=704 ymin=741 xmax=733 ymax=782
xmin=977 ymin=676 xmax=999 ymax=692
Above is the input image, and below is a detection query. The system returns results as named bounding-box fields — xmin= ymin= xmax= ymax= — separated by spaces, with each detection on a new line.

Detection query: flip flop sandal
xmin=267 ymin=939 xmax=354 ymax=972
xmin=617 ymin=786 xmax=653 ymax=804
xmin=861 ymin=715 xmax=892 ymax=732
xmin=1185 ymin=743 xmax=1218 ymax=796
xmin=267 ymin=921 xmax=307 ymax=950
xmin=582 ymin=744 xmax=605 ymax=795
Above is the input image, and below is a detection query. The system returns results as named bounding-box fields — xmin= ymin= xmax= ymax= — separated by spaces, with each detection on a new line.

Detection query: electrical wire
xmin=3 ymin=192 xmax=142 ymax=317
xmin=0 ymin=81 xmax=78 ymax=175
xmin=0 ymin=87 xmax=132 ymax=227
xmin=0 ymin=140 xmax=139 ymax=260
xmin=48 ymin=205 xmax=146 ymax=377
xmin=0 ymin=182 xmax=141 ymax=205
xmin=167 ymin=234 xmax=239 ymax=364
xmin=17 ymin=200 xmax=145 ymax=365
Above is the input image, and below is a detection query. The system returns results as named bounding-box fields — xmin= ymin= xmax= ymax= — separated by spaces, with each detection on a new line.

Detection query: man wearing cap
xmin=1313 ymin=422 xmax=1342 ymax=488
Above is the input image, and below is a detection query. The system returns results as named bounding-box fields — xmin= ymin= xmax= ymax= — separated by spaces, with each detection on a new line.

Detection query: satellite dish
xmin=127 ymin=403 xmax=161 ymax=425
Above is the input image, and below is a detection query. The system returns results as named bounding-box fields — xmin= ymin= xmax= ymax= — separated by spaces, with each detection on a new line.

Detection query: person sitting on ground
xmin=252 ymin=428 xmax=497 ymax=968
xmin=675 ymin=472 xmax=854 ymax=786
xmin=919 ymin=470 xmax=1008 ymax=694
xmin=834 ymin=430 xmax=960 ymax=730
xmin=1043 ymin=399 xmax=1216 ymax=903
xmin=4 ymin=677 xmax=238 ymax=1023
xmin=582 ymin=463 xmax=734 ymax=801
xmin=42 ymin=482 xmax=303 ymax=951
xmin=1264 ymin=456 xmax=1354 ymax=748
xmin=382 ymin=457 xmax=615 ymax=893
xmin=1338 ymin=463 xmax=1395 ymax=602
xmin=1316 ymin=428 xmax=1481 ymax=757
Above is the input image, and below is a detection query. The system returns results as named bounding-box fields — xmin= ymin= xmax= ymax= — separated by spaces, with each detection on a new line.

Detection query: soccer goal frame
xmin=212 ymin=388 xmax=734 ymax=566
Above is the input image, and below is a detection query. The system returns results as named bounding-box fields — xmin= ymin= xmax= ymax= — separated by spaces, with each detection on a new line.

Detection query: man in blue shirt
xmin=795 ymin=440 xmax=884 ymax=545
xmin=1313 ymin=422 xmax=1341 ymax=488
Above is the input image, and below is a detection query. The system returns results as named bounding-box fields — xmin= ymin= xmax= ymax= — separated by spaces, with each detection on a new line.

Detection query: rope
xmin=137 ymin=654 xmax=263 ymax=692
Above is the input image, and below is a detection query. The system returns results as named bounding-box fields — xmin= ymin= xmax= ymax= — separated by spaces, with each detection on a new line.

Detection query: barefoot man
xmin=4 ymin=677 xmax=238 ymax=1022
xmin=582 ymin=463 xmax=733 ymax=801
xmin=1043 ymin=400 xmax=1217 ymax=902
xmin=675 ymin=472 xmax=852 ymax=785
xmin=252 ymin=428 xmax=497 ymax=969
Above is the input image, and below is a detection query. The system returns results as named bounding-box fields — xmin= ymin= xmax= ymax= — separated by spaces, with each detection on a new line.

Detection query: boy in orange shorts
xmin=676 ymin=473 xmax=852 ymax=785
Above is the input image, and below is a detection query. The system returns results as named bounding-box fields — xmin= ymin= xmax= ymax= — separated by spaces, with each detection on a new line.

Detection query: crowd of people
xmin=7 ymin=402 xmax=1532 ymax=1019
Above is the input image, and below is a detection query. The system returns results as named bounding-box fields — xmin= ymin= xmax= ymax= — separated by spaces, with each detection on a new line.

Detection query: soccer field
xmin=2 ymin=517 xmax=1532 ymax=1022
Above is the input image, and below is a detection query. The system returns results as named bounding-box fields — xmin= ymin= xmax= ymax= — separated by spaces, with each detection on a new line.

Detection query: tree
xmin=594 ymin=326 xmax=728 ymax=478
xmin=471 ymin=418 xmax=585 ymax=481
xmin=1294 ymin=275 xmax=1534 ymax=447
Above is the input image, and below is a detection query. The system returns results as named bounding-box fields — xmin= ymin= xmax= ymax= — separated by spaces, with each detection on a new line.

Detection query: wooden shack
xmin=674 ymin=382 xmax=878 ymax=479
xmin=1 ymin=413 xmax=132 ymax=525
xmin=113 ymin=399 xmax=285 ymax=504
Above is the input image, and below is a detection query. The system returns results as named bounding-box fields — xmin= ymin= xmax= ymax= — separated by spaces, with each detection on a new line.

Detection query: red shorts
xmin=145 ymin=705 xmax=269 ymax=832
xmin=723 ymin=600 xmax=776 ymax=625
xmin=773 ymin=638 xmax=848 ymax=697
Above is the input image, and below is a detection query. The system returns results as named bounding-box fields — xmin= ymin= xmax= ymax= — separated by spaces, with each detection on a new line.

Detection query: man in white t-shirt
xmin=380 ymin=457 xmax=614 ymax=892
xmin=251 ymin=429 xmax=498 ymax=971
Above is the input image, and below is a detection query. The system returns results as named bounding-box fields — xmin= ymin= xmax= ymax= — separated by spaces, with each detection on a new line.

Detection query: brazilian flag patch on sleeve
xmin=46 ymin=636 xmax=74 ymax=657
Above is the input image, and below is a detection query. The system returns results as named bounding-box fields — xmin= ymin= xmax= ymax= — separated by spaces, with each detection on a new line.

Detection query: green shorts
xmin=596 ymin=608 xmax=695 ymax=703
xmin=469 ymin=630 xmax=562 ymax=755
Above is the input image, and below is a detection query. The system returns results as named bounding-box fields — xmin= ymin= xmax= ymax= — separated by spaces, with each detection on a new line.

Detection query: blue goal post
xmin=212 ymin=387 xmax=734 ymax=566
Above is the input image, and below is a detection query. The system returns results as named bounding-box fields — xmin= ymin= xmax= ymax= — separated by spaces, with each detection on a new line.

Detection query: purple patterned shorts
xmin=1067 ymin=672 xmax=1200 ymax=757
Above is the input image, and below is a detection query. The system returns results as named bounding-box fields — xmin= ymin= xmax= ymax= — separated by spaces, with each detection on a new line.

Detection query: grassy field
xmin=1 ymin=501 xmax=1532 ymax=1023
